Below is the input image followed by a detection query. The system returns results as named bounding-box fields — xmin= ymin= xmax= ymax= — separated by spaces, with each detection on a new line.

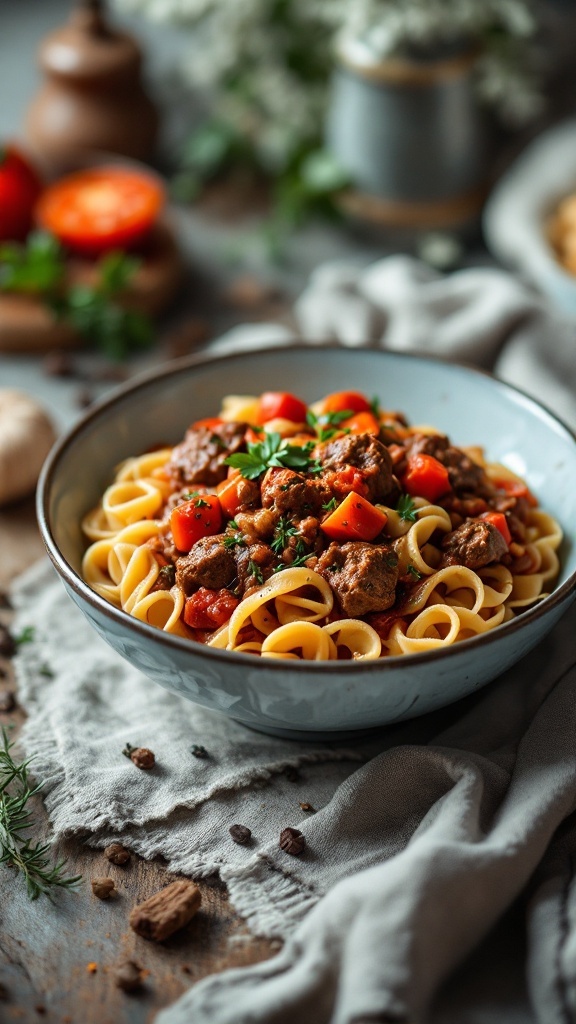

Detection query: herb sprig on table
xmin=0 ymin=727 xmax=82 ymax=899
xmin=225 ymin=432 xmax=322 ymax=480
xmin=0 ymin=231 xmax=153 ymax=360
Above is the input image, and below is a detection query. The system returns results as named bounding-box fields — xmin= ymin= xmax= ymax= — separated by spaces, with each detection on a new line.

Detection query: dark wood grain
xmin=0 ymin=497 xmax=276 ymax=1023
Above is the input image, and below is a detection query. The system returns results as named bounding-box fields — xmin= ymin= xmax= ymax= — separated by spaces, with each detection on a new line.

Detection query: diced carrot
xmin=321 ymin=491 xmax=387 ymax=542
xmin=402 ymin=454 xmax=451 ymax=503
xmin=341 ymin=411 xmax=381 ymax=436
xmin=479 ymin=511 xmax=511 ymax=545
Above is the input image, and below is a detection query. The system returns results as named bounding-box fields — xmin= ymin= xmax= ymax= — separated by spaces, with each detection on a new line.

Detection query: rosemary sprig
xmin=0 ymin=728 xmax=82 ymax=900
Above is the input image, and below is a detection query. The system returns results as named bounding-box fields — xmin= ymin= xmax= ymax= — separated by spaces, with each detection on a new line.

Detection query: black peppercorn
xmin=229 ymin=824 xmax=252 ymax=845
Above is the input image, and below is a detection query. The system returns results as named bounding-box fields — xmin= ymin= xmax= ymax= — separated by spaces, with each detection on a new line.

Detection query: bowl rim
xmin=37 ymin=343 xmax=576 ymax=675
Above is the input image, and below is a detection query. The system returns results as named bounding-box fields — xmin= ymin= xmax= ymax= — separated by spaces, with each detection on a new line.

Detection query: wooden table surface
xmin=0 ymin=498 xmax=275 ymax=1023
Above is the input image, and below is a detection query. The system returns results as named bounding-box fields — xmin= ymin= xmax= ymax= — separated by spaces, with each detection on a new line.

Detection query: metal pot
xmin=327 ymin=36 xmax=491 ymax=228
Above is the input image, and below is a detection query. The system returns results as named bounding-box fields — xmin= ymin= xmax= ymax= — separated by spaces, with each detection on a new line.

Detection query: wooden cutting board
xmin=0 ymin=220 xmax=184 ymax=353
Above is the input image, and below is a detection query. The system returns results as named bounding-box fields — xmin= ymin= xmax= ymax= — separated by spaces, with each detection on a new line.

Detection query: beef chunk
xmin=167 ymin=422 xmax=247 ymax=487
xmin=440 ymin=519 xmax=508 ymax=570
xmin=176 ymin=535 xmax=236 ymax=595
xmin=318 ymin=434 xmax=396 ymax=504
xmin=407 ymin=433 xmax=493 ymax=497
xmin=235 ymin=542 xmax=277 ymax=594
xmin=316 ymin=541 xmax=399 ymax=617
xmin=261 ymin=468 xmax=323 ymax=516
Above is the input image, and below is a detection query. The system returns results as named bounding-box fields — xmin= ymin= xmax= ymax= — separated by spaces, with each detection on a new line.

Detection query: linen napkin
xmin=10 ymin=255 xmax=576 ymax=1024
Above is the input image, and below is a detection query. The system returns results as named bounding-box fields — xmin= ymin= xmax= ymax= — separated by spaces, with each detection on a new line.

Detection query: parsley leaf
xmin=271 ymin=515 xmax=299 ymax=555
xmin=223 ymin=521 xmax=245 ymax=549
xmin=396 ymin=494 xmax=418 ymax=523
xmin=322 ymin=496 xmax=338 ymax=512
xmin=225 ymin=433 xmax=322 ymax=480
xmin=370 ymin=396 xmax=381 ymax=417
xmin=406 ymin=564 xmax=422 ymax=580
xmin=248 ymin=560 xmax=265 ymax=584
xmin=306 ymin=409 xmax=353 ymax=442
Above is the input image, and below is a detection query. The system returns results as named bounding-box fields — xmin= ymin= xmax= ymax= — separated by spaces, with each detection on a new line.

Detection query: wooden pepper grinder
xmin=25 ymin=0 xmax=159 ymax=173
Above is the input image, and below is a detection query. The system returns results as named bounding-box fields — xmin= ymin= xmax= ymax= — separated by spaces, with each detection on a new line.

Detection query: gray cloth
xmin=11 ymin=257 xmax=576 ymax=1024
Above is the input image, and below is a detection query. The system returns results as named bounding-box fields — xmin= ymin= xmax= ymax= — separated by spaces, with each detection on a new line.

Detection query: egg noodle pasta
xmin=81 ymin=388 xmax=563 ymax=662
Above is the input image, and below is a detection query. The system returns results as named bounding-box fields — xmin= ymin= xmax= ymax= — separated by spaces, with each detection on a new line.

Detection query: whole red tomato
xmin=0 ymin=144 xmax=43 ymax=242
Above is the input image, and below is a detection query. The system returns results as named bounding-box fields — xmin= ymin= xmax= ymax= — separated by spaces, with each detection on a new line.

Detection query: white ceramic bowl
xmin=37 ymin=346 xmax=576 ymax=738
xmin=484 ymin=119 xmax=576 ymax=317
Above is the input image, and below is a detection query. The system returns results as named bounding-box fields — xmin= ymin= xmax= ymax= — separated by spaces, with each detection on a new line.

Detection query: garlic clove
xmin=0 ymin=389 xmax=57 ymax=506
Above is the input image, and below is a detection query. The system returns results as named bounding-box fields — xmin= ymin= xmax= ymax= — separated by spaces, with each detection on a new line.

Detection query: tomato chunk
xmin=0 ymin=144 xmax=43 ymax=242
xmin=170 ymin=493 xmax=222 ymax=552
xmin=341 ymin=411 xmax=381 ymax=436
xmin=479 ymin=511 xmax=511 ymax=546
xmin=191 ymin=416 xmax=224 ymax=431
xmin=256 ymin=391 xmax=308 ymax=425
xmin=184 ymin=588 xmax=239 ymax=629
xmin=35 ymin=166 xmax=164 ymax=255
xmin=321 ymin=491 xmax=387 ymax=542
xmin=217 ymin=470 xmax=245 ymax=520
xmin=492 ymin=477 xmax=538 ymax=507
xmin=323 ymin=466 xmax=370 ymax=499
xmin=402 ymin=454 xmax=451 ymax=503
xmin=321 ymin=391 xmax=372 ymax=415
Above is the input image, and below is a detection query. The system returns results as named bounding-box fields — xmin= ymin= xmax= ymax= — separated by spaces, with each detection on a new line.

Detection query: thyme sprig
xmin=0 ymin=728 xmax=82 ymax=900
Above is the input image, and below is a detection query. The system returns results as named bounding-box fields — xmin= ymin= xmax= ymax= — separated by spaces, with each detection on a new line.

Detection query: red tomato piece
xmin=170 ymin=494 xmax=222 ymax=552
xmin=323 ymin=466 xmax=370 ymax=499
xmin=184 ymin=588 xmax=239 ymax=630
xmin=35 ymin=166 xmax=164 ymax=255
xmin=191 ymin=416 xmax=224 ymax=431
xmin=0 ymin=144 xmax=42 ymax=241
xmin=402 ymin=454 xmax=451 ymax=503
xmin=492 ymin=477 xmax=538 ymax=507
xmin=244 ymin=426 xmax=266 ymax=445
xmin=257 ymin=392 xmax=308 ymax=424
xmin=321 ymin=391 xmax=371 ymax=415
xmin=479 ymin=511 xmax=512 ymax=546
xmin=341 ymin=411 xmax=381 ymax=436
xmin=321 ymin=491 xmax=387 ymax=542
xmin=217 ymin=470 xmax=244 ymax=520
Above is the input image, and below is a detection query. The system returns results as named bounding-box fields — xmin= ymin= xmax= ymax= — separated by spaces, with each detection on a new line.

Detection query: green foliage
xmin=0 ymin=235 xmax=153 ymax=360
xmin=0 ymin=728 xmax=82 ymax=900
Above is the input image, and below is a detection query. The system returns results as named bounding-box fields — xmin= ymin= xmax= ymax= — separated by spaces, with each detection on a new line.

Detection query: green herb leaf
xmin=406 ymin=564 xmax=422 ymax=580
xmin=396 ymin=495 xmax=418 ymax=523
xmin=370 ymin=396 xmax=381 ymax=417
xmin=322 ymin=497 xmax=338 ymax=512
xmin=225 ymin=433 xmax=322 ymax=479
xmin=271 ymin=515 xmax=299 ymax=554
xmin=248 ymin=561 xmax=265 ymax=585
xmin=15 ymin=626 xmax=35 ymax=646
xmin=0 ymin=232 xmax=64 ymax=294
xmin=0 ymin=727 xmax=82 ymax=899
xmin=306 ymin=408 xmax=353 ymax=442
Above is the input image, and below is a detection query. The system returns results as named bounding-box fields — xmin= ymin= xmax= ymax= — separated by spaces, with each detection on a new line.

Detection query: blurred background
xmin=1 ymin=0 xmax=576 ymax=430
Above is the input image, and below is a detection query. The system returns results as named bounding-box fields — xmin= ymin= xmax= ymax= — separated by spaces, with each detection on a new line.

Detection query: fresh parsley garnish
xmin=225 ymin=432 xmax=321 ymax=480
xmin=271 ymin=515 xmax=299 ymax=554
xmin=183 ymin=491 xmax=210 ymax=507
xmin=158 ymin=564 xmax=176 ymax=586
xmin=406 ymin=564 xmax=422 ymax=580
xmin=396 ymin=494 xmax=418 ymax=523
xmin=322 ymin=496 xmax=338 ymax=512
xmin=248 ymin=561 xmax=265 ymax=584
xmin=306 ymin=409 xmax=353 ymax=442
xmin=273 ymin=549 xmax=311 ymax=573
xmin=370 ymin=396 xmax=381 ymax=417
xmin=223 ymin=521 xmax=245 ymax=550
